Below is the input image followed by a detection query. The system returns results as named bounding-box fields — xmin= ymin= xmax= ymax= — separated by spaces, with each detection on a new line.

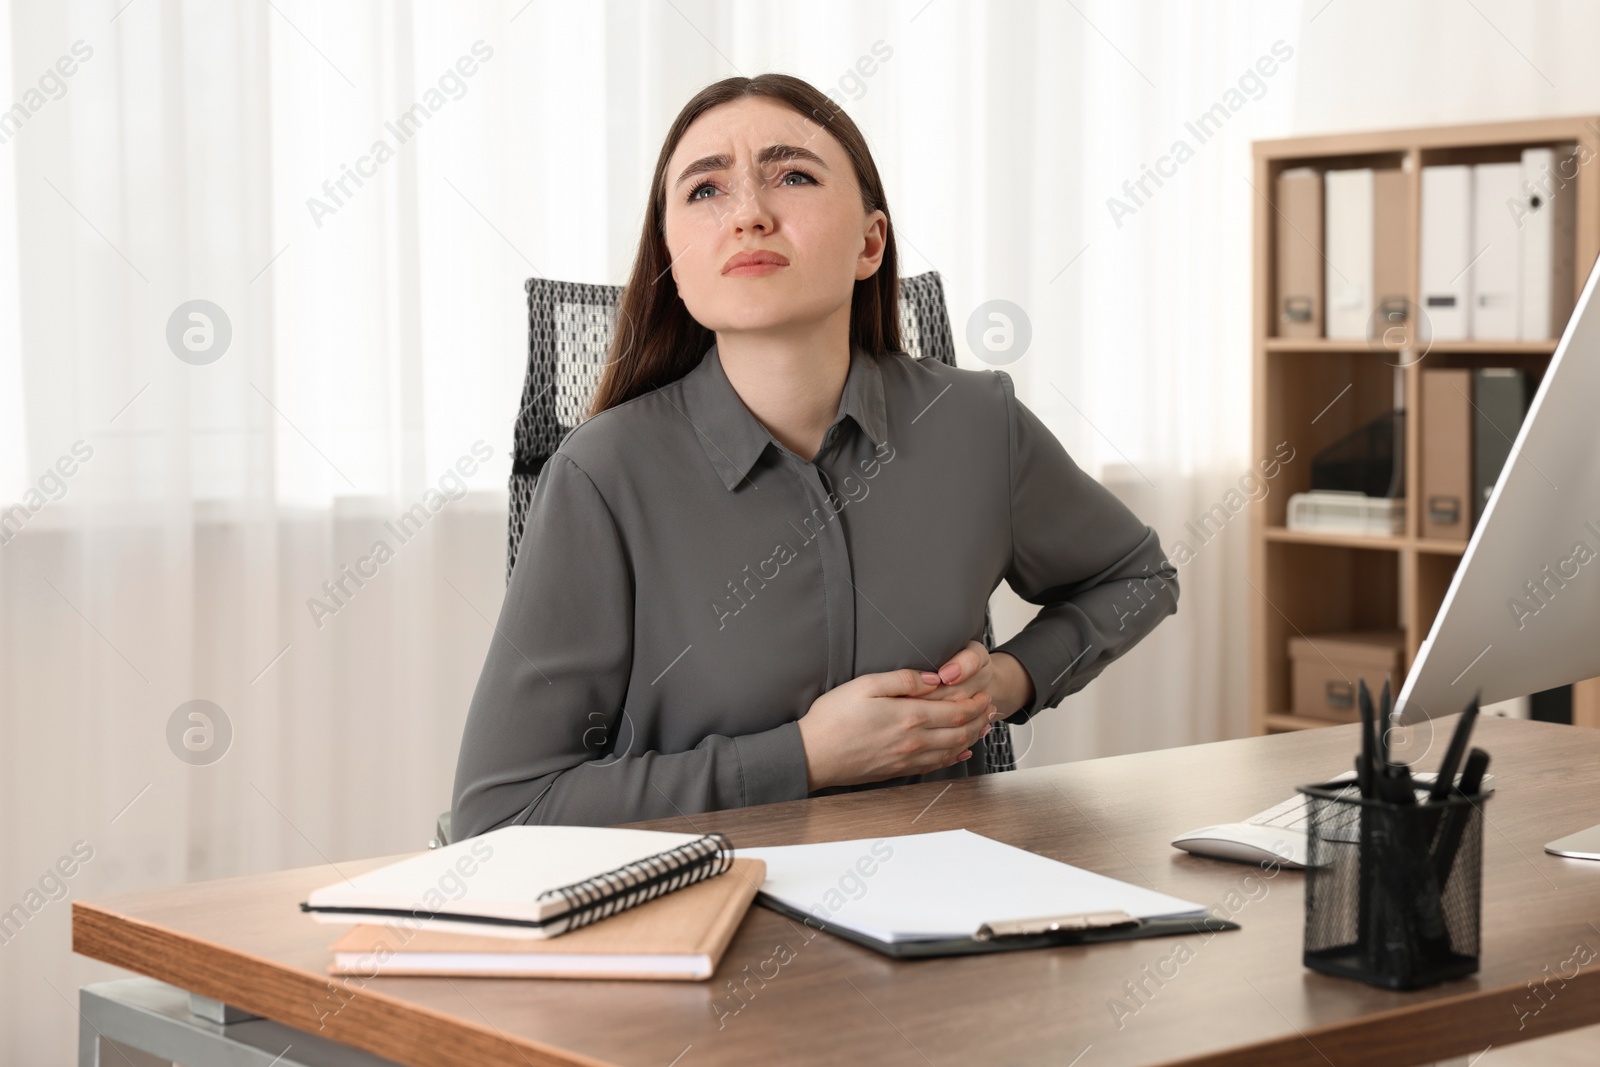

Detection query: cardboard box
xmin=1288 ymin=630 xmax=1406 ymax=722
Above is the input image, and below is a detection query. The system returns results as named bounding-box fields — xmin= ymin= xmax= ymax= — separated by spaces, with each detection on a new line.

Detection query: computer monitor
xmin=1393 ymin=248 xmax=1600 ymax=860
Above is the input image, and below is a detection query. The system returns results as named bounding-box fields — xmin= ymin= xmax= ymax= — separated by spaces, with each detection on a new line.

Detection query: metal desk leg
xmin=78 ymin=978 xmax=403 ymax=1067
xmin=80 ymin=1012 xmax=171 ymax=1067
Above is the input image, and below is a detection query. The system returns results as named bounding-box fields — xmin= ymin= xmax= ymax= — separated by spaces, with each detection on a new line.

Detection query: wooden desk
xmin=74 ymin=717 xmax=1600 ymax=1067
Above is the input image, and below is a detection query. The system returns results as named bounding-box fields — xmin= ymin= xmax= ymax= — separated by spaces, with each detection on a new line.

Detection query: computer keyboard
xmin=1245 ymin=776 xmax=1362 ymax=830
xmin=1243 ymin=769 xmax=1493 ymax=829
xmin=1171 ymin=769 xmax=1495 ymax=868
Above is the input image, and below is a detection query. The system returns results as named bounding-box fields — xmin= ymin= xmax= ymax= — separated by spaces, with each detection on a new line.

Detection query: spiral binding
xmin=534 ymin=831 xmax=734 ymax=935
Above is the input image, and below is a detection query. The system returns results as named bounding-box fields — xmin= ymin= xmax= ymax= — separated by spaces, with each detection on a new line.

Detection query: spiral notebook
xmin=324 ymin=858 xmax=764 ymax=980
xmin=301 ymin=825 xmax=733 ymax=938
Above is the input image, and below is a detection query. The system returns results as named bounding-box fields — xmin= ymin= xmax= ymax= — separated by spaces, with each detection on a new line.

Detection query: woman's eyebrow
xmin=673 ymin=143 xmax=830 ymax=187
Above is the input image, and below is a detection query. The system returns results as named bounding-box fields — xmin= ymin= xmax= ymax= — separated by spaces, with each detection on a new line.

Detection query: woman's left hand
xmin=917 ymin=641 xmax=1035 ymax=722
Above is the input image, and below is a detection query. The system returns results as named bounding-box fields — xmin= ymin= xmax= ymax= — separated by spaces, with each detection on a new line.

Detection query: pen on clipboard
xmin=973 ymin=910 xmax=1140 ymax=941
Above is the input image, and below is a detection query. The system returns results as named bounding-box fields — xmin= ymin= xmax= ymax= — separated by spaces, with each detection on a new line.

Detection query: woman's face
xmin=661 ymin=97 xmax=887 ymax=337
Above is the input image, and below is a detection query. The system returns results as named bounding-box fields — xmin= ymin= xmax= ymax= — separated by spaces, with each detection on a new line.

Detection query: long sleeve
xmin=990 ymin=371 xmax=1179 ymax=724
xmin=450 ymin=452 xmax=810 ymax=837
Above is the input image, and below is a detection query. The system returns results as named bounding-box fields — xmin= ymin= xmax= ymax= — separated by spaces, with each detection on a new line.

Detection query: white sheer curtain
xmin=987 ymin=3 xmax=1303 ymax=767
xmin=0 ymin=1 xmax=1302 ymax=1059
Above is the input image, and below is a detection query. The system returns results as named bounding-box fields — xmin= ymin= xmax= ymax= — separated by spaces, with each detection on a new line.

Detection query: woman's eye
xmin=685 ymin=168 xmax=814 ymax=204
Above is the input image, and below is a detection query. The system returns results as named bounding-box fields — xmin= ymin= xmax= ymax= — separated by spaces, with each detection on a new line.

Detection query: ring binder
xmin=536 ymin=831 xmax=734 ymax=935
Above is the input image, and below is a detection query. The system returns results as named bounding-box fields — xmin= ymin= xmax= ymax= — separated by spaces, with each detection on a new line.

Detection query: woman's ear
xmin=856 ymin=210 xmax=889 ymax=280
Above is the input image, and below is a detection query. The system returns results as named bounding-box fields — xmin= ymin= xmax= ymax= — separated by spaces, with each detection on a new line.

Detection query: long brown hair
xmin=588 ymin=73 xmax=901 ymax=417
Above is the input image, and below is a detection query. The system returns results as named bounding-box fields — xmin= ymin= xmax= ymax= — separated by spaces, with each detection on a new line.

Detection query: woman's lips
xmin=724 ymin=261 xmax=785 ymax=277
xmin=722 ymin=250 xmax=790 ymax=276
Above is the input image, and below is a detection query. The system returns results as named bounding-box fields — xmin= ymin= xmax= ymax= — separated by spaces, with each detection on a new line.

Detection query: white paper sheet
xmin=736 ymin=829 xmax=1208 ymax=944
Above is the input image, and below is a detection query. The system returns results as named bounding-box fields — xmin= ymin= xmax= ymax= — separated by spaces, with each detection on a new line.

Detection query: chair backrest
xmin=506 ymin=271 xmax=1016 ymax=773
xmin=508 ymin=271 xmax=959 ymax=579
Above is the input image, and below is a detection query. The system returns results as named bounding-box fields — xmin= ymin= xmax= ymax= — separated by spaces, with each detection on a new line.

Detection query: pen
xmin=1353 ymin=678 xmax=1380 ymax=971
xmin=1358 ymin=679 xmax=1377 ymax=799
xmin=1429 ymin=692 xmax=1481 ymax=803
xmin=1456 ymin=747 xmax=1490 ymax=798
xmin=1375 ymin=761 xmax=1416 ymax=805
xmin=1376 ymin=685 xmax=1390 ymax=772
xmin=1432 ymin=748 xmax=1491 ymax=888
xmin=1391 ymin=762 xmax=1418 ymax=805
xmin=1380 ymin=722 xmax=1448 ymax=962
xmin=1379 ymin=674 xmax=1393 ymax=768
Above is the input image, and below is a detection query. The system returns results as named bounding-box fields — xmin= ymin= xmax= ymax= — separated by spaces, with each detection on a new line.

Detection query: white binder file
xmin=1470 ymin=162 xmax=1522 ymax=340
xmin=1421 ymin=165 xmax=1474 ymax=341
xmin=1519 ymin=146 xmax=1578 ymax=341
xmin=1324 ymin=168 xmax=1374 ymax=340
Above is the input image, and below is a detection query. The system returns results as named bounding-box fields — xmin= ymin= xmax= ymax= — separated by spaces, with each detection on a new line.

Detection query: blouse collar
xmin=679 ymin=339 xmax=888 ymax=491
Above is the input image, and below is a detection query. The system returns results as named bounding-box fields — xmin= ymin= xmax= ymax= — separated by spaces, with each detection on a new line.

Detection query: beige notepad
xmin=326 ymin=858 xmax=764 ymax=981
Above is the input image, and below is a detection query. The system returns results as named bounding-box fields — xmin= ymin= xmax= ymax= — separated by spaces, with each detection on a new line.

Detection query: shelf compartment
xmin=1257 ymin=541 xmax=1403 ymax=729
xmin=1260 ymin=350 xmax=1400 ymax=529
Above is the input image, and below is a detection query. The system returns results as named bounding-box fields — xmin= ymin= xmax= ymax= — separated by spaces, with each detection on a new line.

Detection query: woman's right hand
xmin=796 ymin=669 xmax=999 ymax=792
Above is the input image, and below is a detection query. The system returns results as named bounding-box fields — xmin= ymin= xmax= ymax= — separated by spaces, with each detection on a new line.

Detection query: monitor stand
xmin=1545 ymin=823 xmax=1600 ymax=860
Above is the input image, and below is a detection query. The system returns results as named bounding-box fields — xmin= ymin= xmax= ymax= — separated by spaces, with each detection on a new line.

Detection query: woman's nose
xmin=725 ymin=171 xmax=775 ymax=233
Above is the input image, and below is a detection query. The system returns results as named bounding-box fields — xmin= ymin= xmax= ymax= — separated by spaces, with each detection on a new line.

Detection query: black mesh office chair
xmin=432 ymin=271 xmax=1015 ymax=848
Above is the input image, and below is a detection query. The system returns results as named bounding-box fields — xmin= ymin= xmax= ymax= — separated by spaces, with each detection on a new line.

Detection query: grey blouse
xmin=451 ymin=341 xmax=1178 ymax=835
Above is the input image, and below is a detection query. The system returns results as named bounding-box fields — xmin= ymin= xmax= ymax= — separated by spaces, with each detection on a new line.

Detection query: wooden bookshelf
xmin=1250 ymin=116 xmax=1600 ymax=734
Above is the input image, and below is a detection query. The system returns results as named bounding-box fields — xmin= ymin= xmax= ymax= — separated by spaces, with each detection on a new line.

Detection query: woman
xmin=451 ymin=73 xmax=1177 ymax=834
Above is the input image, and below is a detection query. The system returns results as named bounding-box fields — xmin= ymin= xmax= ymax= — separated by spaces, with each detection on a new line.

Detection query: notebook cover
xmin=756 ymin=894 xmax=1239 ymax=960
xmin=302 ymin=825 xmax=717 ymax=927
xmin=325 ymin=858 xmax=764 ymax=981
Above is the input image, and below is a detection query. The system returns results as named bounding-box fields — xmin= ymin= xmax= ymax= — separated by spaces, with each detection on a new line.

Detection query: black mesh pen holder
xmin=1297 ymin=781 xmax=1485 ymax=990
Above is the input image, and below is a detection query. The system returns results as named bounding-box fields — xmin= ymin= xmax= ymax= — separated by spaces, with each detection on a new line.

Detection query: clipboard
xmin=757 ymin=894 xmax=1240 ymax=960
